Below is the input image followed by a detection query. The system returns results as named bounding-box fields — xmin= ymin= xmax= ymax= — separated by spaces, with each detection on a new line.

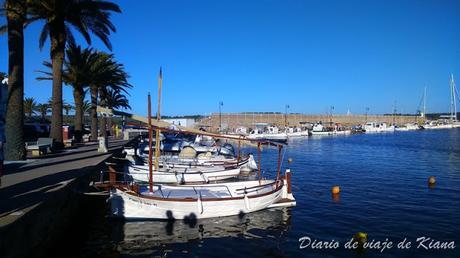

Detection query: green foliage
xmin=27 ymin=0 xmax=121 ymax=51
xmin=23 ymin=97 xmax=37 ymax=117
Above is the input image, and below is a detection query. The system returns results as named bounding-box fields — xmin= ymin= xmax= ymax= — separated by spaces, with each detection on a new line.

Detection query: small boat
xmin=423 ymin=120 xmax=453 ymax=129
xmin=395 ymin=123 xmax=422 ymax=131
xmin=125 ymin=155 xmax=258 ymax=184
xmin=247 ymin=125 xmax=288 ymax=143
xmin=108 ymin=173 xmax=295 ymax=220
xmin=363 ymin=122 xmax=395 ymax=133
xmin=285 ymin=126 xmax=310 ymax=137
xmin=310 ymin=122 xmax=350 ymax=136
xmin=127 ymin=165 xmax=244 ymax=184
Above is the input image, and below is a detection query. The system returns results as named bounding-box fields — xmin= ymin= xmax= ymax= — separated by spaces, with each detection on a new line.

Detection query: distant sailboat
xmin=450 ymin=74 xmax=460 ymax=127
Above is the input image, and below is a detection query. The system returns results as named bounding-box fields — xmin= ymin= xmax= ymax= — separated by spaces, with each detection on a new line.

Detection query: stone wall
xmin=197 ymin=113 xmax=423 ymax=131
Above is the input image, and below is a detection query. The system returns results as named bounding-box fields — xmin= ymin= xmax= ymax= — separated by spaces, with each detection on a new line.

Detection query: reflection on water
xmin=113 ymin=208 xmax=292 ymax=255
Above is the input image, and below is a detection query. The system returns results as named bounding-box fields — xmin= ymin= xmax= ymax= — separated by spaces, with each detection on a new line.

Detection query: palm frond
xmin=38 ymin=22 xmax=49 ymax=50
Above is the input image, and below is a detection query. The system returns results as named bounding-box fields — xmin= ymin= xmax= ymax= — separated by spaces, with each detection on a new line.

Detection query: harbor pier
xmin=0 ymin=139 xmax=128 ymax=258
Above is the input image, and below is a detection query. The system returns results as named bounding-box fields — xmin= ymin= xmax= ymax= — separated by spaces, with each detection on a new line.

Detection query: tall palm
xmin=1 ymin=0 xmax=26 ymax=160
xmin=27 ymin=0 xmax=121 ymax=147
xmin=89 ymin=52 xmax=131 ymax=139
xmin=37 ymin=44 xmax=97 ymax=142
xmin=24 ymin=97 xmax=37 ymax=118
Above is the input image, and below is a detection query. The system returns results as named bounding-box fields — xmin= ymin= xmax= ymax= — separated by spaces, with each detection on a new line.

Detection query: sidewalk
xmin=0 ymin=138 xmax=127 ymax=226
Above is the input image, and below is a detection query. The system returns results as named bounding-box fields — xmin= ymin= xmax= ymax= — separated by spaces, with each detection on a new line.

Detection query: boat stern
xmin=268 ymin=169 xmax=296 ymax=208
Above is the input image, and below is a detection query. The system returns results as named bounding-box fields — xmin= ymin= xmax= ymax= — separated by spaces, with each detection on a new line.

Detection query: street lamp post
xmin=285 ymin=104 xmax=290 ymax=128
xmin=329 ymin=106 xmax=334 ymax=127
xmin=219 ymin=101 xmax=223 ymax=131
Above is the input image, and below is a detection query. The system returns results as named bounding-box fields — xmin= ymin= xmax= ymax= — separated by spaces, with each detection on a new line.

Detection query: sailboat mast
xmin=423 ymin=86 xmax=427 ymax=118
xmin=148 ymin=93 xmax=153 ymax=192
xmin=453 ymin=74 xmax=457 ymax=121
xmin=154 ymin=68 xmax=163 ymax=171
xmin=450 ymin=74 xmax=455 ymax=121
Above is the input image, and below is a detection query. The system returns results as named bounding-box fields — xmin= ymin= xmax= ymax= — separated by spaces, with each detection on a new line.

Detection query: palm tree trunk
xmin=90 ymin=85 xmax=98 ymax=141
xmin=108 ymin=117 xmax=113 ymax=137
xmin=99 ymin=88 xmax=107 ymax=138
xmin=4 ymin=1 xmax=26 ymax=160
xmin=73 ymin=87 xmax=84 ymax=143
xmin=49 ymin=21 xmax=66 ymax=148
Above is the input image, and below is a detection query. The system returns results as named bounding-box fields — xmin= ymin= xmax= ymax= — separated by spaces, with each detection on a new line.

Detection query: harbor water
xmin=61 ymin=129 xmax=460 ymax=258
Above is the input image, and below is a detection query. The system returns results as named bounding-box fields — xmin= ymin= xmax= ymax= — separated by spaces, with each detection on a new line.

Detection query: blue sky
xmin=1 ymin=0 xmax=460 ymax=116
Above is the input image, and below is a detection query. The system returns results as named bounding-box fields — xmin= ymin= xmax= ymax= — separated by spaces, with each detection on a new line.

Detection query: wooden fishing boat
xmin=127 ymin=165 xmax=244 ymax=184
xmin=108 ymin=174 xmax=295 ymax=220
xmin=129 ymin=152 xmax=257 ymax=170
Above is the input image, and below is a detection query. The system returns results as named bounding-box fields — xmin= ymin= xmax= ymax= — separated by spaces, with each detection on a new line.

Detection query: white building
xmin=163 ymin=118 xmax=196 ymax=128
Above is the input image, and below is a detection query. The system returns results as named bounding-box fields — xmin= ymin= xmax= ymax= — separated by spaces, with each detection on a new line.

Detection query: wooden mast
xmin=154 ymin=68 xmax=163 ymax=172
xmin=257 ymin=142 xmax=261 ymax=185
xmin=148 ymin=93 xmax=153 ymax=192
xmin=276 ymin=145 xmax=282 ymax=180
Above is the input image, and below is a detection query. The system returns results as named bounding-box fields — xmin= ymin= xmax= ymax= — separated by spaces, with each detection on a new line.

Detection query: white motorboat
xmin=285 ymin=127 xmax=310 ymax=137
xmin=247 ymin=126 xmax=288 ymax=143
xmin=423 ymin=120 xmax=453 ymax=129
xmin=310 ymin=122 xmax=350 ymax=136
xmin=395 ymin=123 xmax=422 ymax=131
xmin=108 ymin=170 xmax=295 ymax=220
xmin=363 ymin=122 xmax=395 ymax=133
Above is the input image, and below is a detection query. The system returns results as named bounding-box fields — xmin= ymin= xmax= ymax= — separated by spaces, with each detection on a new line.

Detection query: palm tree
xmin=37 ymin=44 xmax=97 ymax=142
xmin=89 ymin=52 xmax=131 ymax=139
xmin=105 ymin=88 xmax=131 ymax=110
xmin=36 ymin=103 xmax=50 ymax=122
xmin=24 ymin=97 xmax=37 ymax=118
xmin=1 ymin=0 xmax=27 ymax=160
xmin=27 ymin=0 xmax=121 ymax=147
xmin=104 ymin=88 xmax=131 ymax=136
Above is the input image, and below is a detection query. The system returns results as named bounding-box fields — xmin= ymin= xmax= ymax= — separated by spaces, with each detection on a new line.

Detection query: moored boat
xmin=363 ymin=122 xmax=395 ymax=133
xmin=108 ymin=172 xmax=295 ymax=220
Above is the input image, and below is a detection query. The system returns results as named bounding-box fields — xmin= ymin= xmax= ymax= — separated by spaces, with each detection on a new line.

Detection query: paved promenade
xmin=0 ymin=138 xmax=127 ymax=227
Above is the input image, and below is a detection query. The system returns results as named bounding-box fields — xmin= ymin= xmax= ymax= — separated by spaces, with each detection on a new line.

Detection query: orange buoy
xmin=288 ymin=158 xmax=293 ymax=164
xmin=428 ymin=176 xmax=436 ymax=185
xmin=332 ymin=185 xmax=340 ymax=195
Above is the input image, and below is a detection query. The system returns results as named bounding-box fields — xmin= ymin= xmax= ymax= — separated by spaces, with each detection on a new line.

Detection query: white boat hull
xmin=286 ymin=131 xmax=309 ymax=137
xmin=424 ymin=124 xmax=453 ymax=129
xmin=247 ymin=133 xmax=288 ymax=142
xmin=128 ymin=166 xmax=243 ymax=184
xmin=108 ymin=178 xmax=295 ymax=220
xmin=311 ymin=130 xmax=351 ymax=136
xmin=364 ymin=128 xmax=395 ymax=133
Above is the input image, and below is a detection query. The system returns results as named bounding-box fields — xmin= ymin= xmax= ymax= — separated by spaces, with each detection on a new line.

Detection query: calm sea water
xmin=65 ymin=129 xmax=460 ymax=258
